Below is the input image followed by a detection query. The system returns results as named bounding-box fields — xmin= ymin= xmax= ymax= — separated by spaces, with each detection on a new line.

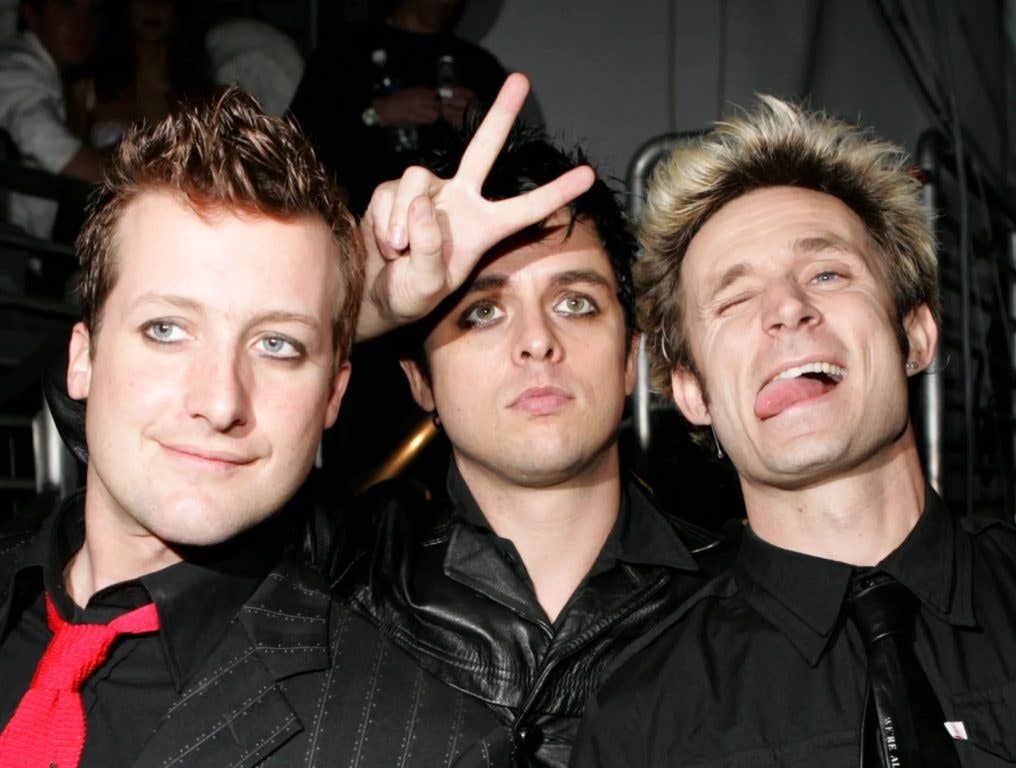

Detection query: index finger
xmin=488 ymin=165 xmax=596 ymax=241
xmin=455 ymin=73 xmax=530 ymax=187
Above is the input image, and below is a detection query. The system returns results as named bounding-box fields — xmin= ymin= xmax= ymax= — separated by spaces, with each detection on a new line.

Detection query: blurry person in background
xmin=289 ymin=0 xmax=509 ymax=495
xmin=87 ymin=0 xmax=214 ymax=151
xmin=290 ymin=0 xmax=506 ymax=214
xmin=0 ymin=0 xmax=105 ymax=239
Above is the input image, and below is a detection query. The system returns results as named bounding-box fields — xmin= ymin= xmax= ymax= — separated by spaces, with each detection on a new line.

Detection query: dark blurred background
xmin=1 ymin=0 xmax=1013 ymax=530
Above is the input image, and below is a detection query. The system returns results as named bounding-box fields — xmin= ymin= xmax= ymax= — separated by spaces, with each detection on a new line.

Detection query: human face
xmin=670 ymin=186 xmax=936 ymax=490
xmin=128 ymin=0 xmax=175 ymax=44
xmin=67 ymin=191 xmax=350 ymax=548
xmin=24 ymin=0 xmax=102 ymax=71
xmin=403 ymin=212 xmax=636 ymax=488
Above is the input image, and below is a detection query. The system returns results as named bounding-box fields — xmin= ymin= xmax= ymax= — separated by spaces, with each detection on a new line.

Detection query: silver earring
xmin=712 ymin=426 xmax=724 ymax=459
xmin=905 ymin=361 xmax=919 ymax=371
xmin=659 ymin=333 xmax=672 ymax=364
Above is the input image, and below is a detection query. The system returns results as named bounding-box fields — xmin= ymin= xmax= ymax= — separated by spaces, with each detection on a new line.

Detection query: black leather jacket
xmin=334 ymin=463 xmax=730 ymax=767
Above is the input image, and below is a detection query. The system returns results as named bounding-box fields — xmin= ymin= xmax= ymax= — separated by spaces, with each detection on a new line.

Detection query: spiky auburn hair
xmin=76 ymin=87 xmax=364 ymax=362
xmin=637 ymin=95 xmax=937 ymax=398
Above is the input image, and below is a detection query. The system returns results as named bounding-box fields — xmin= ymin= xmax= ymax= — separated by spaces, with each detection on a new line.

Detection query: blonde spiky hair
xmin=637 ymin=95 xmax=938 ymax=398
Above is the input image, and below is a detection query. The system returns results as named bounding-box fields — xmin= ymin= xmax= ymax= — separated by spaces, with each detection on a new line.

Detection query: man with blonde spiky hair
xmin=571 ymin=97 xmax=1016 ymax=766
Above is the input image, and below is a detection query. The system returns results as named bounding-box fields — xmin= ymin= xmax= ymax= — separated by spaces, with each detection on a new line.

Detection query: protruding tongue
xmin=755 ymin=375 xmax=835 ymax=420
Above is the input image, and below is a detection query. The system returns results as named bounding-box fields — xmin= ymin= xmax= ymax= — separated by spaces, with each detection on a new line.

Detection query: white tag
xmin=944 ymin=721 xmax=968 ymax=741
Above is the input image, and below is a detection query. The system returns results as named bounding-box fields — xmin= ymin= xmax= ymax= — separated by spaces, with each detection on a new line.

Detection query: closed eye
xmin=716 ymin=294 xmax=752 ymax=315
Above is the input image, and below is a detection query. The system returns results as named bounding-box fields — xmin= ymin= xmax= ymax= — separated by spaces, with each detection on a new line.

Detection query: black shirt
xmin=342 ymin=462 xmax=727 ymax=767
xmin=289 ymin=22 xmax=507 ymax=213
xmin=0 ymin=491 xmax=278 ymax=766
xmin=572 ymin=492 xmax=1016 ymax=767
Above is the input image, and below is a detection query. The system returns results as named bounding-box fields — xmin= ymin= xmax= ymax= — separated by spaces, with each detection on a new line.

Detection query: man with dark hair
xmin=0 ymin=82 xmax=587 ymax=767
xmin=342 ymin=77 xmax=728 ymax=768
xmin=570 ymin=97 xmax=1016 ymax=766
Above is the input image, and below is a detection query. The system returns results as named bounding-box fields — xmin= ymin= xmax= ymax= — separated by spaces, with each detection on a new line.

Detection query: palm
xmin=359 ymin=74 xmax=595 ymax=338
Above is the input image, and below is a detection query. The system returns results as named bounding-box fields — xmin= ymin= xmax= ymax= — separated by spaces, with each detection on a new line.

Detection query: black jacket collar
xmin=735 ymin=489 xmax=976 ymax=666
xmin=1 ymin=491 xmax=286 ymax=691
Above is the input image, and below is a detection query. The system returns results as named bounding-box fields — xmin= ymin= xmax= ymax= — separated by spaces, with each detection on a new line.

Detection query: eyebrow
xmin=249 ymin=310 xmax=321 ymax=332
xmin=710 ymin=262 xmax=754 ymax=298
xmin=131 ymin=292 xmax=204 ymax=313
xmin=791 ymin=235 xmax=857 ymax=255
xmin=131 ymin=293 xmax=321 ymax=331
xmin=550 ymin=269 xmax=613 ymax=290
xmin=462 ymin=269 xmax=612 ymax=297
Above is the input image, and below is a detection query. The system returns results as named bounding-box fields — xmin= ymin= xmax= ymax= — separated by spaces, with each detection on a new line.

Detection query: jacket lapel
xmin=133 ymin=562 xmax=332 ymax=768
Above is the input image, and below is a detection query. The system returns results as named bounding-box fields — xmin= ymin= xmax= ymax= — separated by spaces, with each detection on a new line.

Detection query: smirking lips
xmin=754 ymin=362 xmax=846 ymax=420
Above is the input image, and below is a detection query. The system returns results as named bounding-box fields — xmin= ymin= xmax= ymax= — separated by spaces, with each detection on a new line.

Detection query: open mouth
xmin=755 ymin=362 xmax=845 ymax=420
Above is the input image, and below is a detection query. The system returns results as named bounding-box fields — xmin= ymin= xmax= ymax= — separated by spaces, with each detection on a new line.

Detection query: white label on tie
xmin=944 ymin=721 xmax=969 ymax=741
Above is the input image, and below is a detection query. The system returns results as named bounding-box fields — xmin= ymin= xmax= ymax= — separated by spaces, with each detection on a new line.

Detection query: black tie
xmin=847 ymin=570 xmax=961 ymax=768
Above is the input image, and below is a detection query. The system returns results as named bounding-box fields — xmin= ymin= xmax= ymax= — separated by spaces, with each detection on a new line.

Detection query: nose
xmin=512 ymin=310 xmax=563 ymax=365
xmin=760 ymin=277 xmax=821 ymax=336
xmin=184 ymin=346 xmax=250 ymax=432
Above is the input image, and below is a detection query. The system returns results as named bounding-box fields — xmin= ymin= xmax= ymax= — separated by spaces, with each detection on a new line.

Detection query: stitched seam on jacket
xmin=348 ymin=637 xmax=386 ymax=768
xmin=304 ymin=608 xmax=351 ymax=766
xmin=396 ymin=666 xmax=425 ymax=768
xmin=245 ymin=605 xmax=326 ymax=623
xmin=168 ymin=644 xmax=256 ymax=712
xmin=226 ymin=714 xmax=298 ymax=768
xmin=161 ymin=682 xmax=278 ymax=766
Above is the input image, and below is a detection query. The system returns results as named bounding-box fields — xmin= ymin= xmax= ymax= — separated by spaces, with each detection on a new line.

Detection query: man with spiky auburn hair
xmin=0 ymin=82 xmax=589 ymax=767
xmin=571 ymin=97 xmax=1016 ymax=766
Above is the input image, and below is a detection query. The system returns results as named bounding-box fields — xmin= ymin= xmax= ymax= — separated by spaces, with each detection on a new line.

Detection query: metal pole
xmin=1010 ymin=229 xmax=1016 ymax=518
xmin=918 ymin=131 xmax=944 ymax=494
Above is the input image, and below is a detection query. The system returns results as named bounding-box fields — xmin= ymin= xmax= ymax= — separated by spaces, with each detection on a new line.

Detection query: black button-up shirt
xmin=0 ymin=492 xmax=279 ymax=766
xmin=572 ymin=492 xmax=1016 ymax=767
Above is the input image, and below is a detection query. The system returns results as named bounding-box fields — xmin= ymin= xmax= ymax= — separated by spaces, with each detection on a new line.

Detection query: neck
xmin=741 ymin=427 xmax=927 ymax=566
xmin=64 ymin=467 xmax=181 ymax=606
xmin=455 ymin=448 xmax=622 ymax=623
xmin=387 ymin=6 xmax=441 ymax=35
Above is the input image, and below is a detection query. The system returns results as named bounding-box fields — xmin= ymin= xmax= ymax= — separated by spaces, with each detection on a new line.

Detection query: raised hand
xmin=356 ymin=73 xmax=595 ymax=341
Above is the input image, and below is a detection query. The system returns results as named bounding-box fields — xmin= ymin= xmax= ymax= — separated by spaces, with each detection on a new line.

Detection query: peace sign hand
xmin=355 ymin=73 xmax=595 ymax=341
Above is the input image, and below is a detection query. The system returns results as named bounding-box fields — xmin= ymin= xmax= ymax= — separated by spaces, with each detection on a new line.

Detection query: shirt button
xmin=516 ymin=724 xmax=543 ymax=754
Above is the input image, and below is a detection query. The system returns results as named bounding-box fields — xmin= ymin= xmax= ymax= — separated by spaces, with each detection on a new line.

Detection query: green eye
xmin=555 ymin=295 xmax=597 ymax=315
xmin=460 ymin=301 xmax=505 ymax=328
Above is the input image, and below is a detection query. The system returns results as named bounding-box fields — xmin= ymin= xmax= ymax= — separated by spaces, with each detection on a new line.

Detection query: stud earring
xmin=905 ymin=361 xmax=919 ymax=371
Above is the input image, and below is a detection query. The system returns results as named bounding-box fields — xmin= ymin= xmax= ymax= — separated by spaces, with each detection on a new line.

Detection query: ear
xmin=623 ymin=332 xmax=641 ymax=396
xmin=399 ymin=359 xmax=436 ymax=412
xmin=324 ymin=361 xmax=352 ymax=429
xmin=903 ymin=303 xmax=938 ymax=375
xmin=670 ymin=366 xmax=711 ymax=426
xmin=67 ymin=323 xmax=93 ymax=401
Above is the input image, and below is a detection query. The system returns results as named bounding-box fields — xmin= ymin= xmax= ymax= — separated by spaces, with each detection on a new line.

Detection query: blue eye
xmin=144 ymin=320 xmax=188 ymax=343
xmin=460 ymin=301 xmax=505 ymax=329
xmin=554 ymin=295 xmax=598 ymax=316
xmin=812 ymin=271 xmax=841 ymax=283
xmin=257 ymin=335 xmax=301 ymax=359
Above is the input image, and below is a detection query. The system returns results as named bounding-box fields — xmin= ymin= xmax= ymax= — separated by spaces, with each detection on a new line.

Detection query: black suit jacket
xmin=0 ymin=512 xmax=505 ymax=767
